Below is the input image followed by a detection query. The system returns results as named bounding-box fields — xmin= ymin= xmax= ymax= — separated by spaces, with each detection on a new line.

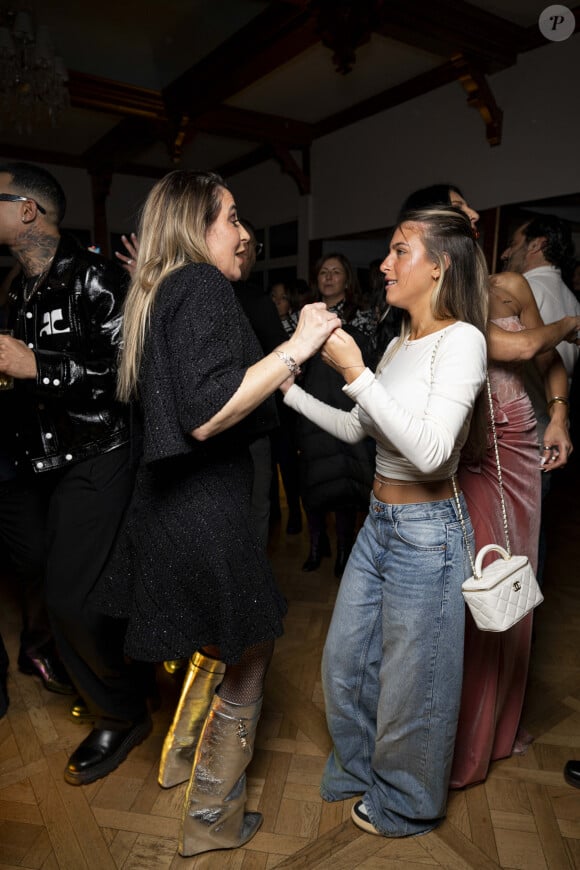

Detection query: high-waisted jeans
xmin=320 ymin=493 xmax=473 ymax=837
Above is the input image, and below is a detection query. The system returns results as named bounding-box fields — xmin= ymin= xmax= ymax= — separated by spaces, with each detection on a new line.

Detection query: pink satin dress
xmin=450 ymin=315 xmax=541 ymax=788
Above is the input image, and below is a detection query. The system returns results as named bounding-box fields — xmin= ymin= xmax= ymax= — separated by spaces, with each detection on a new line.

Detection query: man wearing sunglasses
xmin=0 ymin=162 xmax=150 ymax=784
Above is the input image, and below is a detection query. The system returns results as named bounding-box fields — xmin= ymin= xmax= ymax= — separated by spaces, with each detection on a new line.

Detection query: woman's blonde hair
xmin=378 ymin=206 xmax=490 ymax=459
xmin=117 ymin=170 xmax=226 ymax=401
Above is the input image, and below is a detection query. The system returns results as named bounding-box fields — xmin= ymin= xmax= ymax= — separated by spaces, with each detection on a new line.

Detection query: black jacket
xmin=296 ymin=324 xmax=375 ymax=512
xmin=3 ymin=233 xmax=131 ymax=473
xmin=234 ymin=280 xmax=285 ymax=438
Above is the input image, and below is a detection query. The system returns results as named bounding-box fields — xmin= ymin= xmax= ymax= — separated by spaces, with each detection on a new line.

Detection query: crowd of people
xmin=1 ymin=160 xmax=579 ymax=855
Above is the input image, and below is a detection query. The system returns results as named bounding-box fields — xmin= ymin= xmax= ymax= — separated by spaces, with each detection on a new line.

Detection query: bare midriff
xmin=372 ymin=472 xmax=456 ymax=505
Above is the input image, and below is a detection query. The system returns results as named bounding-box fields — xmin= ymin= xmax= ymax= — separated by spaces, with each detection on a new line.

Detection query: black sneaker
xmin=351 ymin=800 xmax=382 ymax=835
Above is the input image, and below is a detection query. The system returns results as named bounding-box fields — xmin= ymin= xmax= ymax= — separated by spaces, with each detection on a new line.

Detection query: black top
xmin=93 ymin=262 xmax=287 ymax=663
xmin=139 ymin=263 xmax=266 ymax=465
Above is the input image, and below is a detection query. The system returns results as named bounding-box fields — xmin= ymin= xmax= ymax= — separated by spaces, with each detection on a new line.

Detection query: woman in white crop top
xmin=282 ymin=207 xmax=488 ymax=838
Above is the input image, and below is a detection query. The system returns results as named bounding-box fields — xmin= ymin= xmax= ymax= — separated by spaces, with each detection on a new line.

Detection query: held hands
xmin=0 ymin=334 xmax=37 ymax=379
xmin=114 ymin=233 xmax=139 ymax=275
xmin=287 ymin=302 xmax=341 ymax=364
xmin=321 ymin=328 xmax=365 ymax=381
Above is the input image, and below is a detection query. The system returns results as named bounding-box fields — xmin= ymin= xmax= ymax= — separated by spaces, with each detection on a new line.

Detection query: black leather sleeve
xmin=33 ymin=258 xmax=127 ymax=403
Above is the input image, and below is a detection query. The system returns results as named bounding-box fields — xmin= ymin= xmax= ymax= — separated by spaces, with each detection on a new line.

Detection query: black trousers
xmin=2 ymin=447 xmax=149 ymax=728
xmin=0 ymin=475 xmax=50 ymax=653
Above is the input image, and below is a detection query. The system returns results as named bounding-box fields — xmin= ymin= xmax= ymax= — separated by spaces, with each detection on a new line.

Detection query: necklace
xmin=23 ymin=258 xmax=54 ymax=304
xmin=404 ymin=320 xmax=456 ymax=347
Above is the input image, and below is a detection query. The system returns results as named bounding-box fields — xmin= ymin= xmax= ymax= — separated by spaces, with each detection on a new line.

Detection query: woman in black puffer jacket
xmin=296 ymin=253 xmax=375 ymax=578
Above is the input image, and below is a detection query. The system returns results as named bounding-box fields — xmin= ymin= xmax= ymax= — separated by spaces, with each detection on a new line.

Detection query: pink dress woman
xmin=450 ymin=315 xmax=541 ymax=788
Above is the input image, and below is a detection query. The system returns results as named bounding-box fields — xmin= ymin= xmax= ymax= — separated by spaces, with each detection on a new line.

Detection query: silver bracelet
xmin=275 ymin=350 xmax=301 ymax=376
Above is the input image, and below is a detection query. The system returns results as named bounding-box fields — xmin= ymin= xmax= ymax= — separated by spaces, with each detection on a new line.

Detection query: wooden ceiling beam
xmin=453 ymin=55 xmax=503 ymax=147
xmin=68 ymin=71 xmax=164 ymax=120
xmin=72 ymin=2 xmax=319 ymax=170
xmin=82 ymin=116 xmax=160 ymax=169
xmin=4 ymin=1 xmax=549 ymax=180
xmin=196 ymin=105 xmax=314 ymax=148
xmin=214 ymin=145 xmax=274 ymax=180
xmin=375 ymin=0 xmax=522 ymax=71
xmin=313 ymin=59 xmax=462 ymax=138
xmin=163 ymin=2 xmax=320 ymax=117
xmin=68 ymin=69 xmax=316 ymax=166
xmin=271 ymin=145 xmax=310 ymax=195
xmin=0 ymin=143 xmax=88 ymax=169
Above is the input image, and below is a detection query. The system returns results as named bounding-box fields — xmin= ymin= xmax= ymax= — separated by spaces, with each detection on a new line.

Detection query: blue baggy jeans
xmin=320 ymin=493 xmax=473 ymax=837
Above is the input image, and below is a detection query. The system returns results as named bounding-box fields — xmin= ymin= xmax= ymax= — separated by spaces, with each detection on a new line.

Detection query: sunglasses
xmin=0 ymin=193 xmax=47 ymax=215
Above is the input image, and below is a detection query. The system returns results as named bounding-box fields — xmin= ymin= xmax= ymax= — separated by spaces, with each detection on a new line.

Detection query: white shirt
xmin=522 ymin=265 xmax=579 ymax=441
xmin=284 ymin=321 xmax=487 ymax=482
xmin=524 ymin=265 xmax=580 ymax=378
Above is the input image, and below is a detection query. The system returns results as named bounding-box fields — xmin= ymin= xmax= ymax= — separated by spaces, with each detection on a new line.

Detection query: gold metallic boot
xmin=158 ymin=651 xmax=225 ymax=788
xmin=179 ymin=694 xmax=263 ymax=856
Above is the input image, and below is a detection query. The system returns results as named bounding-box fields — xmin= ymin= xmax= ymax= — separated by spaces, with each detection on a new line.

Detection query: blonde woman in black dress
xmin=94 ymin=170 xmax=340 ymax=856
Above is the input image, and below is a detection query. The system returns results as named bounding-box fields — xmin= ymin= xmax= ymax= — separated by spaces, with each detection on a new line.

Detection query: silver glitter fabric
xmin=180 ymin=694 xmax=263 ymax=856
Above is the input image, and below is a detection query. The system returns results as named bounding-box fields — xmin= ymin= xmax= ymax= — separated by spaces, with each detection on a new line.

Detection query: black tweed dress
xmin=93 ymin=263 xmax=286 ymax=664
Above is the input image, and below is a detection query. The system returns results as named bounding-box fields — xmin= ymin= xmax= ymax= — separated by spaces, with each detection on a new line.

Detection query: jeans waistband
xmin=369 ymin=492 xmax=463 ymax=522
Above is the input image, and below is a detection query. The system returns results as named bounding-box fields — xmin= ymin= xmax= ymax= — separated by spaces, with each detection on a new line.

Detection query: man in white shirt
xmin=501 ymin=213 xmax=579 ymax=378
xmin=501 ymin=213 xmax=578 ymax=580
xmin=502 ymin=214 xmax=579 ymax=433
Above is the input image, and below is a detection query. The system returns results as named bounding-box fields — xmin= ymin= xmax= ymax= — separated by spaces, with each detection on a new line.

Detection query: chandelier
xmin=0 ymin=8 xmax=69 ymax=132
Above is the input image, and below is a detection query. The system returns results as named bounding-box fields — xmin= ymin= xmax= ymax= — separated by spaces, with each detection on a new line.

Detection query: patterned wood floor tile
xmin=1 ymin=468 xmax=580 ymax=867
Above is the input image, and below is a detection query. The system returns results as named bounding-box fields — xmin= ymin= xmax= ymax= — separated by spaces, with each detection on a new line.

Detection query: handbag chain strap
xmin=450 ymin=375 xmax=512 ymax=580
xmin=428 ymin=332 xmax=511 ymax=577
xmin=482 ymin=375 xmax=511 ymax=556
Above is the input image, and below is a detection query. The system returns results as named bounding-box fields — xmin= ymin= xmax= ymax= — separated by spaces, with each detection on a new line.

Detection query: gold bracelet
xmin=548 ymin=396 xmax=569 ymax=410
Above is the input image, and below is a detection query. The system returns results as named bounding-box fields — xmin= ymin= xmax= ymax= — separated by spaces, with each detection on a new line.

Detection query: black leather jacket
xmin=4 ymin=233 xmax=131 ymax=473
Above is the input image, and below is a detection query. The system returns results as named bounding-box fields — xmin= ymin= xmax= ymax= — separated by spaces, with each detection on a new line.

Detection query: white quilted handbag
xmin=451 ymin=376 xmax=544 ymax=633
xmin=460 ymin=543 xmax=543 ymax=632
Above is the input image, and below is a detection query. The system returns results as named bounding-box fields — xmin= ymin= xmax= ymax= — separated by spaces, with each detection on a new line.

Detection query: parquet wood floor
xmin=1 ymin=465 xmax=580 ymax=869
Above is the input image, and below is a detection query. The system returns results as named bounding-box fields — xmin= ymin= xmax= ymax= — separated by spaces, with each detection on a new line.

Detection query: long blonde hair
xmin=117 ymin=170 xmax=226 ymax=402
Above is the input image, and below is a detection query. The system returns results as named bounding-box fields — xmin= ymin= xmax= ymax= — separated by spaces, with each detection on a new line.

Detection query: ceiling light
xmin=0 ymin=8 xmax=69 ymax=132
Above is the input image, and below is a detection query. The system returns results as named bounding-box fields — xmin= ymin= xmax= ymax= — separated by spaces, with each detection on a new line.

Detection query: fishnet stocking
xmin=202 ymin=639 xmax=274 ymax=705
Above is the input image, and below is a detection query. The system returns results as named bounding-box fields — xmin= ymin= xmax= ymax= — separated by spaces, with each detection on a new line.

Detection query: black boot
xmin=286 ymin=505 xmax=303 ymax=535
xmin=302 ymin=532 xmax=331 ymax=571
xmin=334 ymin=539 xmax=353 ymax=579
xmin=18 ymin=640 xmax=75 ymax=695
xmin=64 ymin=716 xmax=152 ymax=785
xmin=564 ymin=760 xmax=580 ymax=788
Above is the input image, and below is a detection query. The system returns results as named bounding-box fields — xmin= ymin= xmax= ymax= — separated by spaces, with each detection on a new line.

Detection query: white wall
xmin=2 ymin=32 xmax=577 ymax=255
xmin=309 ymin=34 xmax=579 ymax=240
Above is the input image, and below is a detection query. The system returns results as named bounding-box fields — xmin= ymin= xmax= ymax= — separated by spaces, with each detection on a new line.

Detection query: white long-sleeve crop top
xmin=284 ymin=321 xmax=487 ymax=482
